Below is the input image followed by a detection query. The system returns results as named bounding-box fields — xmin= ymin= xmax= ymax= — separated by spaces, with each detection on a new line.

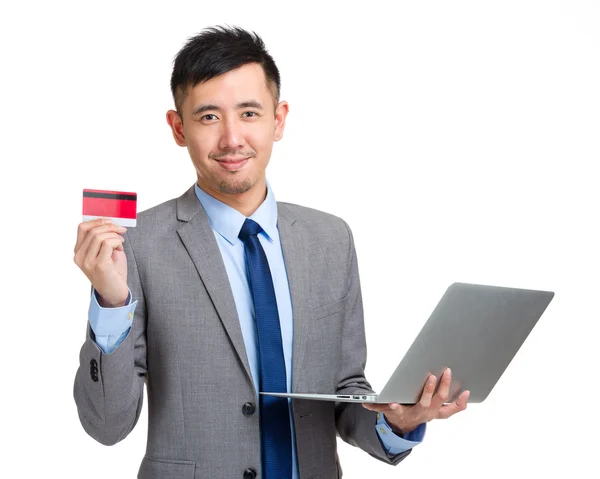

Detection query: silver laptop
xmin=261 ymin=282 xmax=554 ymax=404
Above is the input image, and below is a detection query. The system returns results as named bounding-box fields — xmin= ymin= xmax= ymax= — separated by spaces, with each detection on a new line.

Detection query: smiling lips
xmin=216 ymin=157 xmax=249 ymax=171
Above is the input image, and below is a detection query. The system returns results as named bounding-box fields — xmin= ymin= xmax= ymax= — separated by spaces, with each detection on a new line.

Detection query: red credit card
xmin=82 ymin=189 xmax=137 ymax=227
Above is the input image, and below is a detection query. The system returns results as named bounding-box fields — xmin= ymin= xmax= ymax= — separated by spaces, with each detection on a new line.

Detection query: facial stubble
xmin=217 ymin=177 xmax=254 ymax=195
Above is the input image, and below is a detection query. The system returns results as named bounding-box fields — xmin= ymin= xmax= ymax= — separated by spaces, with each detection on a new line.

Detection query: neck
xmin=196 ymin=179 xmax=268 ymax=217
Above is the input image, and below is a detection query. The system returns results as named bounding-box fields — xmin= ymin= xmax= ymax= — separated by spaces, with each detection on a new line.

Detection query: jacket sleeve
xmin=334 ymin=221 xmax=412 ymax=466
xmin=73 ymin=231 xmax=148 ymax=446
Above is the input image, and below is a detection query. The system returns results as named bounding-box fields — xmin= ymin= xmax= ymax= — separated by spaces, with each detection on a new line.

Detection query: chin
xmin=218 ymin=178 xmax=254 ymax=195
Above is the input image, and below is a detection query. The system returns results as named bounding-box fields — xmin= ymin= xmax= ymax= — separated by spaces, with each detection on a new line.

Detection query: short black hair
xmin=170 ymin=25 xmax=281 ymax=113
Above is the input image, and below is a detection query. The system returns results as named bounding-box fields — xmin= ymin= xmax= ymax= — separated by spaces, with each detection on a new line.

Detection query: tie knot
xmin=238 ymin=218 xmax=263 ymax=242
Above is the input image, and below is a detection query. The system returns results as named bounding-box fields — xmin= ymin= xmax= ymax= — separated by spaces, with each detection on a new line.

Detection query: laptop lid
xmin=376 ymin=282 xmax=554 ymax=404
xmin=261 ymin=282 xmax=554 ymax=404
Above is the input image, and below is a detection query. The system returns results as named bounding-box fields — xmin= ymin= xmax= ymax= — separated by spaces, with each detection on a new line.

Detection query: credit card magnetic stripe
xmin=83 ymin=190 xmax=137 ymax=201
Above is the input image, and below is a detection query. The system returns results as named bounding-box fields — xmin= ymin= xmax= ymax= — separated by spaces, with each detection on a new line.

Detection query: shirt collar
xmin=194 ymin=182 xmax=278 ymax=245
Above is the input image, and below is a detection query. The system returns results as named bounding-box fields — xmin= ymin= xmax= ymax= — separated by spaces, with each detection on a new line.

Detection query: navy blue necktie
xmin=239 ymin=218 xmax=292 ymax=479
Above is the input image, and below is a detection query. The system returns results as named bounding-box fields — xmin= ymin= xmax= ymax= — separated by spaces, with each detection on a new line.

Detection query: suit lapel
xmin=175 ymin=186 xmax=254 ymax=388
xmin=277 ymin=204 xmax=311 ymax=392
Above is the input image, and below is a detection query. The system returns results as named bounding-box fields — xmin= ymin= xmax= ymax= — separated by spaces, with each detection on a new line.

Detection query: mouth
xmin=215 ymin=157 xmax=249 ymax=171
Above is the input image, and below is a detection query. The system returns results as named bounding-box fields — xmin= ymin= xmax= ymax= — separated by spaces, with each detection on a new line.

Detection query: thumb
xmin=362 ymin=403 xmax=389 ymax=412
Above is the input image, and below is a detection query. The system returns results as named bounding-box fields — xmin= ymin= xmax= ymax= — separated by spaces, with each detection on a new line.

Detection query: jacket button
xmin=243 ymin=468 xmax=257 ymax=479
xmin=242 ymin=402 xmax=256 ymax=416
xmin=90 ymin=359 xmax=99 ymax=381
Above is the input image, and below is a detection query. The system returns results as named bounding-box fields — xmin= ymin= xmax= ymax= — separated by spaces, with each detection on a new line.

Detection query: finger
xmin=97 ymin=236 xmax=125 ymax=265
xmin=76 ymin=221 xmax=111 ymax=257
xmin=438 ymin=390 xmax=469 ymax=419
xmin=432 ymin=368 xmax=452 ymax=408
xmin=456 ymin=390 xmax=470 ymax=409
xmin=75 ymin=220 xmax=127 ymax=254
xmin=418 ymin=375 xmax=437 ymax=409
xmin=75 ymin=224 xmax=127 ymax=262
xmin=75 ymin=218 xmax=111 ymax=253
xmin=82 ymin=232 xmax=124 ymax=269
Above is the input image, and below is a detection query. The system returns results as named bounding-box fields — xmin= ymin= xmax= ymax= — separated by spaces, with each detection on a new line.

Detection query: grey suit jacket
xmin=74 ymin=185 xmax=411 ymax=478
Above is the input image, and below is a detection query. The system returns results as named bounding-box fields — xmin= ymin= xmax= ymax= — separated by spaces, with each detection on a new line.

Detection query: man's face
xmin=167 ymin=63 xmax=288 ymax=198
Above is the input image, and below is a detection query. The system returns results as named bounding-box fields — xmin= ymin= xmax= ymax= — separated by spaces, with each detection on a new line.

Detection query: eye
xmin=202 ymin=114 xmax=218 ymax=121
xmin=242 ymin=111 xmax=258 ymax=118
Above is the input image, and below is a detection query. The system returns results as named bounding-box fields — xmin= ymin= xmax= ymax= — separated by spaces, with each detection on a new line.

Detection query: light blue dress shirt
xmin=88 ymin=182 xmax=425 ymax=472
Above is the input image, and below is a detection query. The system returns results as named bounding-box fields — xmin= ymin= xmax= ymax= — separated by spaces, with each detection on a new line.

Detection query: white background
xmin=1 ymin=0 xmax=598 ymax=477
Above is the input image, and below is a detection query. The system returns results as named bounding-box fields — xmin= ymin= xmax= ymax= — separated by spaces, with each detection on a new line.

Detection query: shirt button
xmin=242 ymin=402 xmax=256 ymax=416
xmin=379 ymin=426 xmax=386 ymax=435
xmin=127 ymin=312 xmax=133 ymax=320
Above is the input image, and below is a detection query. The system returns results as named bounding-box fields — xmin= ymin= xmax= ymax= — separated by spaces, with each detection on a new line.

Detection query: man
xmin=73 ymin=26 xmax=469 ymax=479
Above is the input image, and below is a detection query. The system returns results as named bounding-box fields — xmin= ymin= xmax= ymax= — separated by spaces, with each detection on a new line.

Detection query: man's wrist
xmin=94 ymin=289 xmax=130 ymax=308
xmin=384 ymin=414 xmax=418 ymax=436
xmin=98 ymin=297 xmax=127 ymax=308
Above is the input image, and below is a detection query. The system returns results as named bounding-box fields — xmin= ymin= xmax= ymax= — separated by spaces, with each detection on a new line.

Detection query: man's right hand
xmin=74 ymin=218 xmax=129 ymax=308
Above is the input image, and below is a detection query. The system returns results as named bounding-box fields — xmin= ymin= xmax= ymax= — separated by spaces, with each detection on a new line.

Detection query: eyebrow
xmin=237 ymin=101 xmax=264 ymax=110
xmin=192 ymin=100 xmax=264 ymax=117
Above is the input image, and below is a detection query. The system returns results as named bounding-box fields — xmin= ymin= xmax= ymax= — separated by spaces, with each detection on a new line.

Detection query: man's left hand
xmin=363 ymin=368 xmax=469 ymax=435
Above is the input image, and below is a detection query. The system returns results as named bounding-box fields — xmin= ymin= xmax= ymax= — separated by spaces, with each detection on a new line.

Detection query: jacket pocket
xmin=313 ymin=297 xmax=346 ymax=320
xmin=138 ymin=455 xmax=196 ymax=479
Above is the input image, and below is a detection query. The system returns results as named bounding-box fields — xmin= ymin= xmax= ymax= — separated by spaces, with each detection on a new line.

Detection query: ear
xmin=273 ymin=101 xmax=289 ymax=142
xmin=166 ymin=110 xmax=186 ymax=147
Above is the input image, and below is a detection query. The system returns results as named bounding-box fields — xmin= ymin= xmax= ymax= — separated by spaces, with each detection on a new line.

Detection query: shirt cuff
xmin=375 ymin=412 xmax=426 ymax=456
xmin=88 ymin=288 xmax=137 ymax=336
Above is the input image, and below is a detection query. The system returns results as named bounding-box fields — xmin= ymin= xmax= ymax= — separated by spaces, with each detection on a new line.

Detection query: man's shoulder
xmin=127 ymin=196 xmax=180 ymax=241
xmin=277 ymin=201 xmax=352 ymax=237
xmin=277 ymin=201 xmax=342 ymax=221
xmin=138 ymin=196 xmax=179 ymax=223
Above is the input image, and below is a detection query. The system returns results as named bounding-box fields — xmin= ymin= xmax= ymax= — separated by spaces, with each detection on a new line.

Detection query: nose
xmin=218 ymin=117 xmax=245 ymax=151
